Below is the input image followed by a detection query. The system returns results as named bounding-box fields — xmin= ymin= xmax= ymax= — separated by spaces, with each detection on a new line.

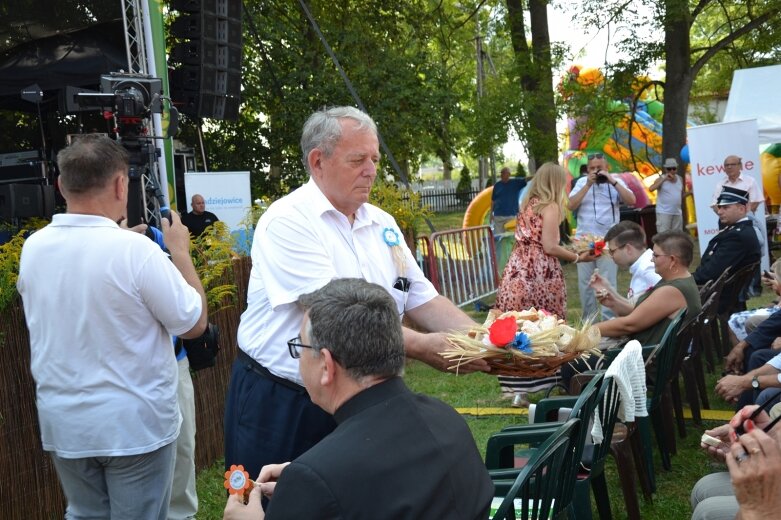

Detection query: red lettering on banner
xmin=694 ymin=161 xmax=757 ymax=175
xmin=697 ymin=163 xmax=722 ymax=176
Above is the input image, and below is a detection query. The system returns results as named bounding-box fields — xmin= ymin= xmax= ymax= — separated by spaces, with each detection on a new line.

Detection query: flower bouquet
xmin=440 ymin=308 xmax=601 ymax=377
xmin=568 ymin=233 xmax=606 ymax=256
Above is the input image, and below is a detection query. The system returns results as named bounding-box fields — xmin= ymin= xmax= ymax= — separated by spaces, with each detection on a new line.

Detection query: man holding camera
xmin=569 ymin=153 xmax=636 ymax=321
xmin=17 ymin=135 xmax=208 ymax=519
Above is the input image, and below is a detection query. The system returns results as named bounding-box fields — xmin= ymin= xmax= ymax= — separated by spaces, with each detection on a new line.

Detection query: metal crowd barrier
xmin=418 ymin=225 xmax=500 ymax=308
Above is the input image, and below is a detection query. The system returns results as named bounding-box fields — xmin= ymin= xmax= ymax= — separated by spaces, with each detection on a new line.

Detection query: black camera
xmin=176 ymin=323 xmax=221 ymax=371
xmin=595 ymin=173 xmax=609 ymax=184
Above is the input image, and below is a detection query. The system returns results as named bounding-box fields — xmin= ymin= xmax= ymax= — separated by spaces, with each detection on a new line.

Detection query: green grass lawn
xmin=194 ymin=212 xmax=774 ymax=519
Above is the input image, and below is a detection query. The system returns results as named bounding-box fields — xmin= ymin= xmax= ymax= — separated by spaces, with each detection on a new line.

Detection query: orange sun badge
xmin=224 ymin=464 xmax=254 ymax=503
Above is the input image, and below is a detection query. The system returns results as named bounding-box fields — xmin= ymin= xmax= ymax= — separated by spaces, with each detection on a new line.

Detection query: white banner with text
xmin=183 ymin=171 xmax=252 ymax=232
xmin=687 ymin=119 xmax=768 ymax=270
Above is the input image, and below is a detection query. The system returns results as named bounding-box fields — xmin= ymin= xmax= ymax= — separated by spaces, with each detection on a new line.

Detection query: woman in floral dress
xmin=494 ymin=162 xmax=592 ymax=404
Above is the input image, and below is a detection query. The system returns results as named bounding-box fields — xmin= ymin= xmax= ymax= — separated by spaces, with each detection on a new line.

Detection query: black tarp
xmin=0 ymin=0 xmax=127 ymax=112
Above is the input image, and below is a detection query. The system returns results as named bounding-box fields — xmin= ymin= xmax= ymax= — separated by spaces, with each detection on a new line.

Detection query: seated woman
xmin=563 ymin=230 xmax=702 ymax=384
xmin=595 ymin=230 xmax=701 ymax=345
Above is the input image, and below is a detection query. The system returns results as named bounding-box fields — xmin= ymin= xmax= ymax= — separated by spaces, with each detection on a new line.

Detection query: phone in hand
xmin=701 ymin=433 xmax=729 ymax=451
xmin=763 ymin=270 xmax=774 ymax=279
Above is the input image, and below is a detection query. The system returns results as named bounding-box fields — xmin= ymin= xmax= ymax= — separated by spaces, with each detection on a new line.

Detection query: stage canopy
xmin=724 ymin=63 xmax=781 ymax=145
xmin=0 ymin=0 xmax=126 ymax=112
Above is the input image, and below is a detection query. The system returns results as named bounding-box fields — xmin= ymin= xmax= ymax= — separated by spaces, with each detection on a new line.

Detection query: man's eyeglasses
xmin=587 ymin=153 xmax=604 ymax=160
xmin=651 ymin=252 xmax=673 ymax=261
xmin=287 ymin=336 xmax=343 ymax=364
xmin=665 ymin=167 xmax=677 ymax=171
xmin=287 ymin=336 xmax=314 ymax=359
xmin=606 ymin=243 xmax=627 ymax=256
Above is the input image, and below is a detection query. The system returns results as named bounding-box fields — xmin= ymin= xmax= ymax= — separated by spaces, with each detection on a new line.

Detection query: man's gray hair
xmin=57 ymin=135 xmax=129 ymax=195
xmin=300 ymin=106 xmax=378 ymax=174
xmin=297 ymin=278 xmax=404 ymax=380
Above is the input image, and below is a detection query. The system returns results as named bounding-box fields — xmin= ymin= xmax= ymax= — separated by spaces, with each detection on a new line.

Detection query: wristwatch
xmin=751 ymin=375 xmax=760 ymax=390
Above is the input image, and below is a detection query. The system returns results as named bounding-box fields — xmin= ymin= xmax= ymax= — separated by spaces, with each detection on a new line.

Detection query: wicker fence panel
xmin=0 ymin=255 xmax=252 ymax=517
xmin=191 ymin=256 xmax=250 ymax=471
xmin=0 ymin=299 xmax=65 ymax=518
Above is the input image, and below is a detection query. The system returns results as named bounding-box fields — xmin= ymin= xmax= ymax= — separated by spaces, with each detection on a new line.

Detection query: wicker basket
xmin=485 ymin=351 xmax=585 ymax=378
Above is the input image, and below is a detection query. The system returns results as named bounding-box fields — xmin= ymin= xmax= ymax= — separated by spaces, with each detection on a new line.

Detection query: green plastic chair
xmin=486 ymin=373 xmax=604 ymax=519
xmin=490 ymin=418 xmax=582 ymax=520
xmin=637 ymin=308 xmax=687 ymax=489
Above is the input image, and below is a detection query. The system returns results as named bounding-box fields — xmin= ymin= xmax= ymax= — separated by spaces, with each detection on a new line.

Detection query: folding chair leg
xmin=703 ymin=320 xmax=719 ymax=373
xmin=590 ymin=472 xmax=613 ymax=520
xmin=670 ymin=377 xmax=687 ymax=437
xmin=682 ymin=359 xmax=702 ymax=425
xmin=572 ymin=480 xmax=593 ymax=520
xmin=694 ymin=353 xmax=711 ymax=410
xmin=650 ymin=402 xmax=672 ymax=471
xmin=662 ymin=390 xmax=678 ymax=456
xmin=636 ymin=417 xmax=656 ymax=494
xmin=609 ymin=440 xmax=643 ymax=520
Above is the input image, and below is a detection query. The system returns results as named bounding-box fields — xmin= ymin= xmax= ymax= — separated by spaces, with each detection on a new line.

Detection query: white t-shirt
xmin=237 ymin=179 xmax=438 ymax=384
xmin=17 ymin=214 xmax=202 ymax=458
xmin=628 ymin=249 xmax=661 ymax=304
xmin=655 ymin=175 xmax=683 ymax=216
xmin=569 ymin=177 xmax=630 ymax=236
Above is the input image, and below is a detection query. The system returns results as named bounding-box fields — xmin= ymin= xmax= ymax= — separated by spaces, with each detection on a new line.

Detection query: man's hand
xmin=725 ymin=343 xmax=748 ymax=374
xmin=771 ymin=337 xmax=781 ymax=351
xmin=715 ymin=374 xmax=749 ymax=403
xmin=257 ymin=462 xmax=290 ymax=498
xmin=161 ymin=210 xmax=192 ymax=259
xmin=588 ymin=272 xmax=613 ymax=294
xmin=223 ymin=486 xmax=264 ymax=520
xmin=411 ymin=331 xmax=491 ymax=374
xmin=118 ymin=218 xmax=148 ymax=235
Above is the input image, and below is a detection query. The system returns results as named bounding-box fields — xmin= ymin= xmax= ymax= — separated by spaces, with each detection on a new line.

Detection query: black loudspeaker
xmin=0 ymin=184 xmax=55 ymax=220
xmin=169 ymin=0 xmax=242 ymax=120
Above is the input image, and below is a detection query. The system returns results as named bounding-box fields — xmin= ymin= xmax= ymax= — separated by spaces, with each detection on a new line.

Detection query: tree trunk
xmin=663 ymin=0 xmax=694 ymax=224
xmin=528 ymin=0 xmax=558 ymax=163
xmin=439 ymin=150 xmax=453 ymax=180
xmin=662 ymin=0 xmax=692 ymax=167
xmin=505 ymin=0 xmax=558 ymax=165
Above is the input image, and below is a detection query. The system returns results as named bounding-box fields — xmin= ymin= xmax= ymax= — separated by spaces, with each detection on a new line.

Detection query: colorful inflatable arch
xmin=562 ymin=66 xmax=666 ymax=179
xmin=462 ymin=187 xmax=494 ymax=229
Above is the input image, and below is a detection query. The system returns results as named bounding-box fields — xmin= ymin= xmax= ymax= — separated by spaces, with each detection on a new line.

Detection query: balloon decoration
xmin=680 ymin=144 xmax=690 ymax=164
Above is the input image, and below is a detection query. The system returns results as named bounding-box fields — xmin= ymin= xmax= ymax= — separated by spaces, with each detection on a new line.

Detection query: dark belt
xmin=237 ymin=349 xmax=307 ymax=394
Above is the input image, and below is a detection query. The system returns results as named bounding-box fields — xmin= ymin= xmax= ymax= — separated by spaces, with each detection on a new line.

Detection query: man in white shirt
xmin=589 ymin=220 xmax=661 ymax=315
xmin=224 ymin=106 xmax=489 ymax=481
xmin=568 ymin=153 xmax=637 ymax=321
xmin=711 ymin=155 xmax=763 ymax=213
xmin=16 ymin=135 xmax=207 ymax=519
xmin=650 ymin=157 xmax=683 ymax=233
